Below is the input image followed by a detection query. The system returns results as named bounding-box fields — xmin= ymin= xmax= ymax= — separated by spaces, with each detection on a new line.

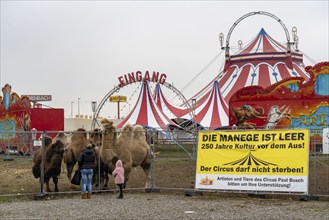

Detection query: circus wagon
xmin=0 ymin=84 xmax=64 ymax=155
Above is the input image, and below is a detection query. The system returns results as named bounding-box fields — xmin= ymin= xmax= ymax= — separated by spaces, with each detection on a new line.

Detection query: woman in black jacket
xmin=78 ymin=141 xmax=95 ymax=199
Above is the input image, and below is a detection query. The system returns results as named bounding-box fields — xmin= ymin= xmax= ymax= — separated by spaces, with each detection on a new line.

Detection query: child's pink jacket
xmin=112 ymin=160 xmax=125 ymax=184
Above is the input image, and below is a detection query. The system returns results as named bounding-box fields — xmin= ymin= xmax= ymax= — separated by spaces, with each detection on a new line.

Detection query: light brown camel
xmin=63 ymin=128 xmax=89 ymax=187
xmin=100 ymin=118 xmax=152 ymax=188
xmin=91 ymin=126 xmax=113 ymax=189
xmin=32 ymin=131 xmax=69 ymax=192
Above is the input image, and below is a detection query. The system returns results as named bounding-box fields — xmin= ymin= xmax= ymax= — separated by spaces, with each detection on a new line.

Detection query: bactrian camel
xmin=100 ymin=118 xmax=152 ymax=188
xmin=32 ymin=132 xmax=69 ymax=192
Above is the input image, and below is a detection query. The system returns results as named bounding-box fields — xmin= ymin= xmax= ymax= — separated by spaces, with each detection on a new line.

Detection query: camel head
xmin=85 ymin=139 xmax=96 ymax=149
xmin=100 ymin=118 xmax=115 ymax=134
xmin=53 ymin=131 xmax=71 ymax=148
xmin=89 ymin=128 xmax=102 ymax=147
xmin=51 ymin=139 xmax=65 ymax=154
xmin=44 ymin=135 xmax=53 ymax=147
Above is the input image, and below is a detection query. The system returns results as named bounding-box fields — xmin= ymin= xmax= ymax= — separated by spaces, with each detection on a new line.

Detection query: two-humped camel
xmin=100 ymin=118 xmax=152 ymax=188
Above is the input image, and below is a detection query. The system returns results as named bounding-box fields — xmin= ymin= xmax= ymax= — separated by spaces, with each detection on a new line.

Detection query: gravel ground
xmin=1 ymin=192 xmax=328 ymax=220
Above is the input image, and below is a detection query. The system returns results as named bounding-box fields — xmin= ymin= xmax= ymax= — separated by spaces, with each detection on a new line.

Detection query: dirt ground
xmin=0 ymin=154 xmax=328 ymax=200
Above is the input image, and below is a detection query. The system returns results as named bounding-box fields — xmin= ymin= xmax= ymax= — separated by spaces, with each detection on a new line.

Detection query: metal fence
xmin=0 ymin=128 xmax=328 ymax=198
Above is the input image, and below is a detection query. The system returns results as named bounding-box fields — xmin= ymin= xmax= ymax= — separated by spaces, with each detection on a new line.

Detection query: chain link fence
xmin=0 ymin=128 xmax=328 ymax=198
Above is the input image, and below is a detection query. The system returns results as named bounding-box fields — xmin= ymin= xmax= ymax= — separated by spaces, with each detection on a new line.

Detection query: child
xmin=112 ymin=159 xmax=125 ymax=199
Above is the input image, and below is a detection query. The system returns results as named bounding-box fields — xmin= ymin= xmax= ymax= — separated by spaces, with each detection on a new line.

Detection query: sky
xmin=1 ymin=0 xmax=328 ymax=119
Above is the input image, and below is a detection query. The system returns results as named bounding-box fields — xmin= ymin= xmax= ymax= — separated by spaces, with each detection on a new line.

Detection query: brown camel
xmin=63 ymin=128 xmax=89 ymax=187
xmin=100 ymin=118 xmax=152 ymax=188
xmin=64 ymin=128 xmax=109 ymax=189
xmin=93 ymin=145 xmax=113 ymax=189
xmin=32 ymin=132 xmax=69 ymax=192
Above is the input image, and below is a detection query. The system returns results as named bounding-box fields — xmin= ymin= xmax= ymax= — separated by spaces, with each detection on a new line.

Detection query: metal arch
xmin=91 ymin=81 xmax=195 ymax=130
xmin=225 ymin=11 xmax=290 ymax=48
xmin=91 ymin=85 xmax=120 ymax=129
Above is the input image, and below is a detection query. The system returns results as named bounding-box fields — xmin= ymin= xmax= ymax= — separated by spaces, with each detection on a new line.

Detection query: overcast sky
xmin=1 ymin=0 xmax=328 ymax=119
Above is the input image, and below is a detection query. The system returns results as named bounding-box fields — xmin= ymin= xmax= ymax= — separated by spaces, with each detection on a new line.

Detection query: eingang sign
xmin=118 ymin=70 xmax=167 ymax=87
xmin=195 ymin=129 xmax=309 ymax=193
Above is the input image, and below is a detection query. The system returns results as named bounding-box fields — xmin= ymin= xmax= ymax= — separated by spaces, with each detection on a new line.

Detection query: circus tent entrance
xmin=116 ymin=81 xmax=179 ymax=131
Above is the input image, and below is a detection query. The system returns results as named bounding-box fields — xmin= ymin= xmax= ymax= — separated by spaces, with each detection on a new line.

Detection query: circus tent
xmin=117 ymin=29 xmax=310 ymax=131
xmin=116 ymin=81 xmax=179 ymax=131
xmin=153 ymin=83 xmax=191 ymax=119
xmin=189 ymin=28 xmax=310 ymax=106
xmin=181 ymin=80 xmax=229 ymax=129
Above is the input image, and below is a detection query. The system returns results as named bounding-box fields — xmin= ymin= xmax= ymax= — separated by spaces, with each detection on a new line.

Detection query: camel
xmin=100 ymin=118 xmax=152 ymax=188
xmin=63 ymin=128 xmax=89 ymax=187
xmin=93 ymin=145 xmax=113 ymax=189
xmin=90 ymin=127 xmax=113 ymax=189
xmin=64 ymin=128 xmax=110 ymax=189
xmin=32 ymin=132 xmax=69 ymax=192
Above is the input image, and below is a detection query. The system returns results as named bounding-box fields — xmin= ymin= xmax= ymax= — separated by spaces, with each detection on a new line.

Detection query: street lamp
xmin=91 ymin=101 xmax=97 ymax=130
xmin=91 ymin=101 xmax=97 ymax=113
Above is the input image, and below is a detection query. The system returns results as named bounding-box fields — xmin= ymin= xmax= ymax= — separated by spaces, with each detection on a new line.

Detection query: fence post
xmin=145 ymin=130 xmax=160 ymax=193
xmin=38 ymin=132 xmax=46 ymax=197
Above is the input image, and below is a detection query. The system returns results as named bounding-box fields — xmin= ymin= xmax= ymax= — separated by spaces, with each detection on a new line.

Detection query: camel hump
xmin=119 ymin=124 xmax=134 ymax=139
xmin=133 ymin=125 xmax=146 ymax=139
xmin=54 ymin=131 xmax=65 ymax=139
xmin=122 ymin=124 xmax=134 ymax=133
xmin=71 ymin=128 xmax=87 ymax=141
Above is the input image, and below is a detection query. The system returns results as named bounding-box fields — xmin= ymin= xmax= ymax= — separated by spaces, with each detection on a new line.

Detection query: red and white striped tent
xmin=194 ymin=81 xmax=229 ymax=129
xmin=190 ymin=28 xmax=310 ymax=107
xmin=180 ymin=80 xmax=229 ymax=129
xmin=116 ymin=81 xmax=178 ymax=131
xmin=153 ymin=83 xmax=191 ymax=119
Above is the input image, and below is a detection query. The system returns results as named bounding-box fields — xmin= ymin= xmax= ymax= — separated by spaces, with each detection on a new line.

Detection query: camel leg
xmin=66 ymin=163 xmax=74 ymax=181
xmin=104 ymin=175 xmax=109 ymax=189
xmin=45 ymin=177 xmax=51 ymax=192
xmin=123 ymin=163 xmax=132 ymax=189
xmin=102 ymin=165 xmax=110 ymax=189
xmin=53 ymin=176 xmax=59 ymax=192
xmin=66 ymin=161 xmax=77 ymax=190
xmin=141 ymin=162 xmax=151 ymax=188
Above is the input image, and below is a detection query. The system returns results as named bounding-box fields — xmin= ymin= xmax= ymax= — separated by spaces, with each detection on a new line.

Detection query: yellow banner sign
xmin=195 ymin=129 xmax=309 ymax=193
xmin=109 ymin=96 xmax=127 ymax=102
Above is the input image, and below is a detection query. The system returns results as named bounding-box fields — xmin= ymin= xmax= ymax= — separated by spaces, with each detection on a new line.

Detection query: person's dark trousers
xmin=117 ymin=184 xmax=123 ymax=199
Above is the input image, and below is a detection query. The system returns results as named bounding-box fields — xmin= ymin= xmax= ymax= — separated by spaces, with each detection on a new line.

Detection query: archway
xmin=91 ymin=80 xmax=194 ymax=130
